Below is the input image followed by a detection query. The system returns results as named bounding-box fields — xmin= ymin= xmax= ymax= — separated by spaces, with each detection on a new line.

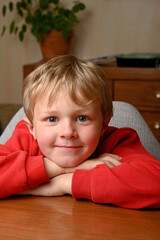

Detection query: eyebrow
xmin=42 ymin=105 xmax=94 ymax=115
xmin=41 ymin=110 xmax=59 ymax=115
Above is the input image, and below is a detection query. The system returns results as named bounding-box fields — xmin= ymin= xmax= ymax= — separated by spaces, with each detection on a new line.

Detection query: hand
xmin=18 ymin=173 xmax=73 ymax=197
xmin=43 ymin=153 xmax=121 ymax=178
xmin=65 ymin=153 xmax=122 ymax=173
xmin=95 ymin=153 xmax=122 ymax=168
xmin=18 ymin=154 xmax=121 ymax=197
xmin=43 ymin=157 xmax=65 ymax=178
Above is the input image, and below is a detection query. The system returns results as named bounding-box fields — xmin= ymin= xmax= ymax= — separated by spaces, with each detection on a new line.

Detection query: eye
xmin=77 ymin=116 xmax=88 ymax=122
xmin=47 ymin=116 xmax=59 ymax=123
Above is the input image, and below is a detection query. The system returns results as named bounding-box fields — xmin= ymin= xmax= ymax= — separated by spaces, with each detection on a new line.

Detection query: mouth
xmin=55 ymin=146 xmax=82 ymax=151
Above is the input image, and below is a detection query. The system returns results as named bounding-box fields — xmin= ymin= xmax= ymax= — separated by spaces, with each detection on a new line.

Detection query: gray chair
xmin=0 ymin=101 xmax=159 ymax=160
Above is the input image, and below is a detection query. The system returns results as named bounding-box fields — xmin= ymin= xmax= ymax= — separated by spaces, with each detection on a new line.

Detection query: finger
xmin=106 ymin=157 xmax=122 ymax=164
xmin=98 ymin=153 xmax=121 ymax=161
xmin=105 ymin=162 xmax=115 ymax=168
xmin=100 ymin=156 xmax=122 ymax=166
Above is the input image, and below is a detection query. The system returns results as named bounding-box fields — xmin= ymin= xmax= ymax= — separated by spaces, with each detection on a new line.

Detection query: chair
xmin=110 ymin=102 xmax=160 ymax=160
xmin=0 ymin=101 xmax=159 ymax=160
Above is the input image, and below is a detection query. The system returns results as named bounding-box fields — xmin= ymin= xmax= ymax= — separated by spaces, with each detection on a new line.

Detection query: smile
xmin=55 ymin=146 xmax=82 ymax=151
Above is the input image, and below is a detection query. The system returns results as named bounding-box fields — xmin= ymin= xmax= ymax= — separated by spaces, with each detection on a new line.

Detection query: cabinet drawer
xmin=141 ymin=111 xmax=160 ymax=142
xmin=114 ymin=80 xmax=160 ymax=109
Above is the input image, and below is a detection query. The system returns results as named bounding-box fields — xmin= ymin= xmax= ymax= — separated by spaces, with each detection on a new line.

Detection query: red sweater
xmin=0 ymin=120 xmax=160 ymax=209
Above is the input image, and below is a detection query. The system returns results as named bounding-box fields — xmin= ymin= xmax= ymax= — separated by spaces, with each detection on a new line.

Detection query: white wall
xmin=0 ymin=0 xmax=160 ymax=104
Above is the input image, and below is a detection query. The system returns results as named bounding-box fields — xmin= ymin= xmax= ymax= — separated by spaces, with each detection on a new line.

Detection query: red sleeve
xmin=72 ymin=127 xmax=160 ymax=209
xmin=0 ymin=120 xmax=49 ymax=199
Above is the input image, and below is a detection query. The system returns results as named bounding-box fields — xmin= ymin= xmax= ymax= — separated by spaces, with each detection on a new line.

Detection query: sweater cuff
xmin=26 ymin=156 xmax=49 ymax=188
xmin=72 ymin=169 xmax=92 ymax=199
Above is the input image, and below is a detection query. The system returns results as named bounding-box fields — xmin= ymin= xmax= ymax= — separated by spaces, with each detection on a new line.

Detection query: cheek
xmin=35 ymin=128 xmax=53 ymax=151
xmin=83 ymin=127 xmax=101 ymax=149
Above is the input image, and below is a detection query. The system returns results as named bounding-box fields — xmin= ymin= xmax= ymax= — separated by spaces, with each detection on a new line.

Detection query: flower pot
xmin=40 ymin=30 xmax=72 ymax=60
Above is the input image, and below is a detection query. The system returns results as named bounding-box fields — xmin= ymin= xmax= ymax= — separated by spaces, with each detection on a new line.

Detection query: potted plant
xmin=1 ymin=0 xmax=86 ymax=59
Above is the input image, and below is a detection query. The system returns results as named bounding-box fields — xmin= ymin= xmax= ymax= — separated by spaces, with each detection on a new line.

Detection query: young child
xmin=0 ymin=55 xmax=160 ymax=209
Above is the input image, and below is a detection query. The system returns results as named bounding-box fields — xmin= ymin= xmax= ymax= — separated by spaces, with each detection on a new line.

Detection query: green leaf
xmin=9 ymin=2 xmax=13 ymax=11
xmin=22 ymin=24 xmax=27 ymax=32
xmin=49 ymin=0 xmax=59 ymax=4
xmin=21 ymin=1 xmax=27 ymax=9
xmin=19 ymin=31 xmax=24 ymax=41
xmin=25 ymin=14 xmax=32 ymax=23
xmin=42 ymin=24 xmax=51 ymax=34
xmin=72 ymin=2 xmax=85 ymax=13
xmin=68 ymin=12 xmax=77 ymax=23
xmin=16 ymin=2 xmax=21 ymax=11
xmin=34 ymin=9 xmax=42 ymax=18
xmin=16 ymin=2 xmax=23 ymax=17
xmin=2 ymin=6 xmax=6 ymax=16
xmin=10 ymin=20 xmax=15 ymax=34
xmin=62 ymin=30 xmax=68 ymax=39
xmin=37 ymin=33 xmax=42 ymax=42
xmin=31 ymin=24 xmax=39 ymax=35
xmin=58 ymin=7 xmax=65 ymax=15
xmin=14 ymin=27 xmax=18 ymax=34
xmin=18 ymin=9 xmax=23 ymax=17
xmin=39 ymin=0 xmax=49 ymax=10
xmin=1 ymin=26 xmax=6 ymax=36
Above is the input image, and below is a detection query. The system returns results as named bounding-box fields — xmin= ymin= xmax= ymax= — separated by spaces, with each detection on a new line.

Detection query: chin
xmin=59 ymin=158 xmax=85 ymax=168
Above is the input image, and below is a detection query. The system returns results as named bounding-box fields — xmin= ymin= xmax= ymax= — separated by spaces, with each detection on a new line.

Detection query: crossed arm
xmin=19 ymin=153 xmax=122 ymax=197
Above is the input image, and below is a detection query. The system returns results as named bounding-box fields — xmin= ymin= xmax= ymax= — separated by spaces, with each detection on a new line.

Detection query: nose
xmin=60 ymin=120 xmax=78 ymax=139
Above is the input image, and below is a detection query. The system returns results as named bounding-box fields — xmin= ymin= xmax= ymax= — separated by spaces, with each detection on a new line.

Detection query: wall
xmin=0 ymin=0 xmax=160 ymax=104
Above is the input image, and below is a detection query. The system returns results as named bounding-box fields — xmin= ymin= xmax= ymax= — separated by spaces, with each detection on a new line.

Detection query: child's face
xmin=27 ymin=90 xmax=104 ymax=168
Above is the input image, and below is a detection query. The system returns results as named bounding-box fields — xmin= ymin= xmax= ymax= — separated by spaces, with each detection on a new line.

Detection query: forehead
xmin=34 ymin=89 xmax=101 ymax=113
xmin=40 ymin=88 xmax=97 ymax=106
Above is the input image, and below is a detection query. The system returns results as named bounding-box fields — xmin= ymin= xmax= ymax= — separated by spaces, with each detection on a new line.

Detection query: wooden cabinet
xmin=100 ymin=66 xmax=160 ymax=142
xmin=23 ymin=60 xmax=45 ymax=79
xmin=0 ymin=104 xmax=22 ymax=135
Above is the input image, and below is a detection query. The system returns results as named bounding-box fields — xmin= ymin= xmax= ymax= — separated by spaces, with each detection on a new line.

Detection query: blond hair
xmin=23 ymin=55 xmax=112 ymax=122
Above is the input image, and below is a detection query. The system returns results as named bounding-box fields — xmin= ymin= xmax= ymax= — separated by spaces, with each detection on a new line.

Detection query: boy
xmin=0 ymin=55 xmax=160 ymax=209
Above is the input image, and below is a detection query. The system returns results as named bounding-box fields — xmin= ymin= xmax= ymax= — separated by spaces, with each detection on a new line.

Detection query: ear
xmin=101 ymin=114 xmax=113 ymax=137
xmin=23 ymin=117 xmax=37 ymax=140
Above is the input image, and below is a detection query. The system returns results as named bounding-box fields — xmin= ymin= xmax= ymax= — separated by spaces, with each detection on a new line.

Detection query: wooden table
xmin=1 ymin=195 xmax=160 ymax=240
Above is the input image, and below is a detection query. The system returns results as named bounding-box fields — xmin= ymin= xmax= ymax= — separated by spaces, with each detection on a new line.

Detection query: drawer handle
xmin=153 ymin=122 xmax=160 ymax=130
xmin=154 ymin=91 xmax=160 ymax=99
